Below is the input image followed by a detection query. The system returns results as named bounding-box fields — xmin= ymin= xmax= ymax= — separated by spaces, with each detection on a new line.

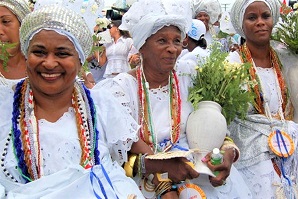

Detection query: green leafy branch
xmin=188 ymin=42 xmax=254 ymax=124
xmin=82 ymin=34 xmax=104 ymax=72
xmin=0 ymin=42 xmax=17 ymax=71
xmin=272 ymin=10 xmax=298 ymax=54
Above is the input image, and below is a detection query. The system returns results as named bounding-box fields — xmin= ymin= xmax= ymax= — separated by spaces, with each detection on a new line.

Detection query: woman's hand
xmin=205 ymin=148 xmax=235 ymax=187
xmin=145 ymin=157 xmax=199 ymax=183
xmin=129 ymin=53 xmax=140 ymax=67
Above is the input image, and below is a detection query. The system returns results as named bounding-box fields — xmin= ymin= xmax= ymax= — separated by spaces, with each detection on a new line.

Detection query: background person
xmin=0 ymin=0 xmax=31 ymax=86
xmin=178 ymin=19 xmax=209 ymax=68
xmin=102 ymin=20 xmax=139 ymax=78
xmin=0 ymin=0 xmax=31 ymax=146
xmin=192 ymin=0 xmax=222 ymax=47
xmin=85 ymin=17 xmax=111 ymax=85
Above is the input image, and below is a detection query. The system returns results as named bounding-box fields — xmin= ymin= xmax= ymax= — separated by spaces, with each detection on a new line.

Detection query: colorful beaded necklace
xmin=9 ymin=79 xmax=100 ymax=183
xmin=239 ymin=43 xmax=293 ymax=120
xmin=136 ymin=66 xmax=181 ymax=152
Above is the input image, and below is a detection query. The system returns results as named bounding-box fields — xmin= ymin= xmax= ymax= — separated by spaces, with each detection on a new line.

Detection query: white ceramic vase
xmin=186 ymin=101 xmax=227 ymax=176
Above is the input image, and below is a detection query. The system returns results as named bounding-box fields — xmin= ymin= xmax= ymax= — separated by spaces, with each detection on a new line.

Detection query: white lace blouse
xmin=0 ymin=86 xmax=139 ymax=181
xmin=104 ymin=36 xmax=137 ymax=78
xmin=97 ymin=63 xmax=196 ymax=152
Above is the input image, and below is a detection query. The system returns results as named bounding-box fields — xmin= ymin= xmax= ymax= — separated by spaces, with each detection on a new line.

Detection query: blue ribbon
xmin=275 ymin=130 xmax=292 ymax=186
xmin=172 ymin=144 xmax=189 ymax=151
xmin=276 ymin=130 xmax=290 ymax=157
xmin=90 ymin=165 xmax=119 ymax=199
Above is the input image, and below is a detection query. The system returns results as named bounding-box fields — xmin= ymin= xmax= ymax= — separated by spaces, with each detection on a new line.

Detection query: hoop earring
xmin=182 ymin=42 xmax=188 ymax=48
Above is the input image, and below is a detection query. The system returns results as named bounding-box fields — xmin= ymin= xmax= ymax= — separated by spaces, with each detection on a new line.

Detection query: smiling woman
xmin=0 ymin=1 xmax=147 ymax=198
xmin=26 ymin=30 xmax=81 ymax=102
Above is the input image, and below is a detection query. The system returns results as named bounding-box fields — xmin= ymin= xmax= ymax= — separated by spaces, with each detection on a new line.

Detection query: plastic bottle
xmin=211 ymin=148 xmax=223 ymax=176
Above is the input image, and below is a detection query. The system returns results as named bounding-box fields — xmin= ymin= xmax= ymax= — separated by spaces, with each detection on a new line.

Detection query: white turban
xmin=0 ymin=0 xmax=31 ymax=22
xmin=230 ymin=0 xmax=281 ymax=38
xmin=20 ymin=0 xmax=105 ymax=64
xmin=120 ymin=0 xmax=192 ymax=50
xmin=192 ymin=0 xmax=222 ymax=25
xmin=20 ymin=5 xmax=93 ymax=64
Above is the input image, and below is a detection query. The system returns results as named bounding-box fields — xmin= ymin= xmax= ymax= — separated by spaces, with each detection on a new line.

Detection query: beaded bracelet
xmin=155 ymin=181 xmax=172 ymax=196
xmin=157 ymin=184 xmax=178 ymax=199
xmin=224 ymin=136 xmax=234 ymax=143
xmin=136 ymin=153 xmax=148 ymax=178
xmin=221 ymin=136 xmax=240 ymax=162
xmin=137 ymin=153 xmax=142 ymax=177
xmin=141 ymin=153 xmax=147 ymax=175
xmin=221 ymin=142 xmax=240 ymax=162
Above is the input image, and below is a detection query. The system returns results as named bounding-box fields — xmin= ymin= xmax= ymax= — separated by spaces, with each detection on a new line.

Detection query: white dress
xmin=0 ymin=76 xmax=25 ymax=143
xmin=97 ymin=62 xmax=252 ymax=199
xmin=104 ymin=36 xmax=138 ymax=78
xmin=177 ymin=46 xmax=210 ymax=68
xmin=0 ymin=84 xmax=144 ymax=199
xmin=227 ymin=45 xmax=298 ymax=199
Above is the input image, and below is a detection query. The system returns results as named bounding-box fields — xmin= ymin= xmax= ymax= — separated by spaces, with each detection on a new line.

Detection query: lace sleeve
xmin=93 ymin=74 xmax=140 ymax=165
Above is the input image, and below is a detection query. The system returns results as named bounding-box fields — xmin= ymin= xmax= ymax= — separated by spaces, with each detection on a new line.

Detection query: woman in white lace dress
xmin=97 ymin=0 xmax=252 ymax=198
xmin=228 ymin=0 xmax=298 ymax=198
xmin=0 ymin=2 xmax=145 ymax=198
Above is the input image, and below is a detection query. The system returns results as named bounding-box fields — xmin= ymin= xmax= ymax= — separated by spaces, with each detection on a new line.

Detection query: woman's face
xmin=26 ymin=30 xmax=81 ymax=96
xmin=140 ymin=26 xmax=182 ymax=74
xmin=107 ymin=23 xmax=118 ymax=38
xmin=242 ymin=2 xmax=273 ymax=45
xmin=0 ymin=6 xmax=21 ymax=54
xmin=195 ymin=12 xmax=210 ymax=30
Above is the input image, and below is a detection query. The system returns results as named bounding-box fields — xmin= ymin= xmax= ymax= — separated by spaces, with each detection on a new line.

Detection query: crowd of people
xmin=0 ymin=0 xmax=297 ymax=199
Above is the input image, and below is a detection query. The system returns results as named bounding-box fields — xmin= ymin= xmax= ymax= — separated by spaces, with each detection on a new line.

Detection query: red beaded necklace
xmin=136 ymin=66 xmax=181 ymax=152
xmin=18 ymin=80 xmax=94 ymax=180
xmin=240 ymin=43 xmax=293 ymax=120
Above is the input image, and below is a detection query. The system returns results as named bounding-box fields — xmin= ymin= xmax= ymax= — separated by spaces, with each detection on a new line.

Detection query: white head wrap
xmin=192 ymin=0 xmax=222 ymax=25
xmin=120 ymin=0 xmax=192 ymax=50
xmin=219 ymin=11 xmax=236 ymax=34
xmin=230 ymin=0 xmax=280 ymax=38
xmin=20 ymin=5 xmax=93 ymax=64
xmin=188 ymin=19 xmax=206 ymax=41
xmin=0 ymin=0 xmax=31 ymax=22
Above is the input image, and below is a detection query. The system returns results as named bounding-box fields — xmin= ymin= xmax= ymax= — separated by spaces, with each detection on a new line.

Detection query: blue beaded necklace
xmin=10 ymin=79 xmax=100 ymax=182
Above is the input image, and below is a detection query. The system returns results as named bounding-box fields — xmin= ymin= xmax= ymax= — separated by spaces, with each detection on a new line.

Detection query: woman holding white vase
xmin=97 ymin=0 xmax=252 ymax=198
